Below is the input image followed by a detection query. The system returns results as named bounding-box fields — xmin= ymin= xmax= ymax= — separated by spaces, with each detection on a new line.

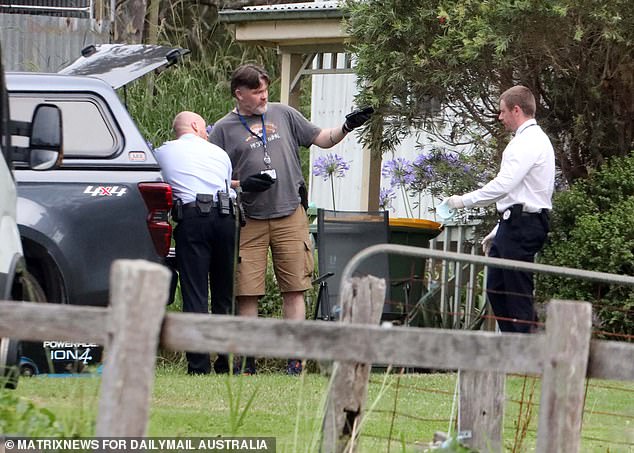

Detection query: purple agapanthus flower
xmin=412 ymin=153 xmax=435 ymax=183
xmin=382 ymin=158 xmax=415 ymax=188
xmin=382 ymin=158 xmax=416 ymax=217
xmin=312 ymin=153 xmax=351 ymax=181
xmin=443 ymin=153 xmax=461 ymax=165
xmin=378 ymin=187 xmax=396 ymax=211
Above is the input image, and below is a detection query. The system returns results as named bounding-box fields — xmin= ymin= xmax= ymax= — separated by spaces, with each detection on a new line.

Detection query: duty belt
xmin=500 ymin=204 xmax=549 ymax=221
xmin=180 ymin=199 xmax=237 ymax=220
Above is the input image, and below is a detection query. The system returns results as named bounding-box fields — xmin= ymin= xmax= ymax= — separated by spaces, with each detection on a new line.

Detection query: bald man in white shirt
xmin=155 ymin=111 xmax=237 ymax=374
xmin=445 ymin=86 xmax=555 ymax=333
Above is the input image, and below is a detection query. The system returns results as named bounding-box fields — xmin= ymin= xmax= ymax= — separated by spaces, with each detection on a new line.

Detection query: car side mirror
xmin=29 ymin=104 xmax=63 ymax=170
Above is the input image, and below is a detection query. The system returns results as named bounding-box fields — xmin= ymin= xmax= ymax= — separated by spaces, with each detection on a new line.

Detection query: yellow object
xmin=389 ymin=217 xmax=443 ymax=233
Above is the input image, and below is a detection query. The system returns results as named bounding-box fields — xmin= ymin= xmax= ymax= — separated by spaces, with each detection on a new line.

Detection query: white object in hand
xmin=437 ymin=200 xmax=455 ymax=222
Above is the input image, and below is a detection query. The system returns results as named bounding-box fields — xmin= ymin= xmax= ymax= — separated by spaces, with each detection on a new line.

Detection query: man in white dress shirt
xmin=155 ymin=111 xmax=237 ymax=374
xmin=445 ymin=86 xmax=555 ymax=333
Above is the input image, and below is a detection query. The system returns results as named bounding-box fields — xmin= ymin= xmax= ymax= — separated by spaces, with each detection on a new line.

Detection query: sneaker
xmin=286 ymin=359 xmax=303 ymax=376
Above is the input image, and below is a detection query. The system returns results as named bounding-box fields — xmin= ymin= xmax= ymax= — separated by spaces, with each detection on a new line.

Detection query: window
xmin=9 ymin=94 xmax=119 ymax=158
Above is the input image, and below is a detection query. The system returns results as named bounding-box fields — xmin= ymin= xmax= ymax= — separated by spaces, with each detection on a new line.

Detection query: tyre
xmin=13 ymin=268 xmax=47 ymax=303
xmin=0 ymin=337 xmax=20 ymax=389
xmin=2 ymin=269 xmax=48 ymax=388
xmin=20 ymin=362 xmax=37 ymax=377
xmin=24 ymin=251 xmax=68 ymax=305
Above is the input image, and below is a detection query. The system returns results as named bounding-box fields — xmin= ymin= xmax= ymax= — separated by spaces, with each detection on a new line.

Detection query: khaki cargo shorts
xmin=236 ymin=206 xmax=314 ymax=296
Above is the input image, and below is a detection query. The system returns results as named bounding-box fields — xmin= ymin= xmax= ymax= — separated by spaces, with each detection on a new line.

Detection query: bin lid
xmin=389 ymin=218 xmax=443 ymax=241
xmin=389 ymin=217 xmax=443 ymax=230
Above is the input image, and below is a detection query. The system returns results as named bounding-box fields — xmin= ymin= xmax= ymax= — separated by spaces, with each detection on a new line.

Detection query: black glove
xmin=343 ymin=106 xmax=374 ymax=133
xmin=240 ymin=173 xmax=275 ymax=192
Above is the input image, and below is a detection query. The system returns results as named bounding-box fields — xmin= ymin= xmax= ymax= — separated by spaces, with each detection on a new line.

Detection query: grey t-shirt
xmin=209 ymin=103 xmax=320 ymax=219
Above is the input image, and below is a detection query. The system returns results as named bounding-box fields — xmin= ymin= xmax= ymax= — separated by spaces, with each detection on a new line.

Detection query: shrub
xmin=538 ymin=152 xmax=634 ymax=335
xmin=0 ymin=389 xmax=65 ymax=436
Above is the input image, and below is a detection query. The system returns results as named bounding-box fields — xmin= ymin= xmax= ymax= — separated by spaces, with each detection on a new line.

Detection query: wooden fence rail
xmin=0 ymin=259 xmax=633 ymax=452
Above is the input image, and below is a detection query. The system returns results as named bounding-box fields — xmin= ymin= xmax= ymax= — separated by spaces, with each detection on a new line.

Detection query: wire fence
xmin=355 ymin=371 xmax=634 ymax=451
xmin=343 ymin=227 xmax=634 ymax=451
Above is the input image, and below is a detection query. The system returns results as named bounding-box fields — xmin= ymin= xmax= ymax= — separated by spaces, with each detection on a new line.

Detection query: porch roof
xmin=218 ymin=1 xmax=349 ymax=53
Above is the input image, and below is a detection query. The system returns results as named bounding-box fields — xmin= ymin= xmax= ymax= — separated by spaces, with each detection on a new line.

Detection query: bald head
xmin=172 ymin=111 xmax=207 ymax=139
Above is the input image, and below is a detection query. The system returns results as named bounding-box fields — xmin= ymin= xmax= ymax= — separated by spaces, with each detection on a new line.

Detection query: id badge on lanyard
xmin=237 ymin=110 xmax=274 ymax=174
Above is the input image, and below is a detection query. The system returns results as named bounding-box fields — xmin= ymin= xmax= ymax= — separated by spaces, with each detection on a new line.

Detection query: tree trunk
xmin=114 ymin=0 xmax=148 ymax=44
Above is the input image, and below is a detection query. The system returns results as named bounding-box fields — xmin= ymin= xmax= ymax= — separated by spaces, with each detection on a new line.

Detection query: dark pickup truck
xmin=7 ymin=44 xmax=186 ymax=374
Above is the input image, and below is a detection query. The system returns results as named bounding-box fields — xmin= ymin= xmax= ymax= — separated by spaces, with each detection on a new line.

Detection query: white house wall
xmin=309 ymin=63 xmax=443 ymax=221
xmin=309 ymin=69 xmax=365 ymax=212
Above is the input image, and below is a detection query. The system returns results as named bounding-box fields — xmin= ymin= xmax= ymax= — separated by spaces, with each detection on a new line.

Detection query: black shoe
xmin=187 ymin=368 xmax=210 ymax=376
xmin=213 ymin=354 xmax=230 ymax=374
xmin=186 ymin=352 xmax=211 ymax=375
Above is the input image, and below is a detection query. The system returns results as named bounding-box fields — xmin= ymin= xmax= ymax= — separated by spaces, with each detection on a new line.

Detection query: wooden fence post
xmin=459 ymin=370 xmax=505 ymax=452
xmin=322 ymin=275 xmax=386 ymax=453
xmin=95 ymin=260 xmax=171 ymax=436
xmin=536 ymin=300 xmax=592 ymax=452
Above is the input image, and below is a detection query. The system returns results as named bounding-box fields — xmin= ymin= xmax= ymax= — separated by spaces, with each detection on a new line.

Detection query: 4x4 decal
xmin=83 ymin=185 xmax=127 ymax=197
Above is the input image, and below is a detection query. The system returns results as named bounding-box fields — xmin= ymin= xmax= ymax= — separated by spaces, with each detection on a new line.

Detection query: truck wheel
xmin=23 ymin=243 xmax=68 ymax=304
xmin=14 ymin=268 xmax=47 ymax=303
xmin=2 ymin=270 xmax=48 ymax=388
xmin=20 ymin=361 xmax=37 ymax=377
xmin=0 ymin=337 xmax=20 ymax=389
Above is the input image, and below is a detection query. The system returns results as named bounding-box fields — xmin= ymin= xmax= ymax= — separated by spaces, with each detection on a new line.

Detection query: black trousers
xmin=174 ymin=208 xmax=236 ymax=374
xmin=487 ymin=208 xmax=548 ymax=333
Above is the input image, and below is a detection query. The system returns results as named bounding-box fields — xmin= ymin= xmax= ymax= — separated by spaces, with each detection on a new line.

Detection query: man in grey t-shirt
xmin=210 ymin=101 xmax=318 ymax=219
xmin=209 ymin=63 xmax=372 ymax=375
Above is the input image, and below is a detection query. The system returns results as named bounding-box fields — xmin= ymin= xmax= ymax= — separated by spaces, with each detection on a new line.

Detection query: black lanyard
xmin=237 ymin=109 xmax=271 ymax=168
xmin=517 ymin=123 xmax=537 ymax=135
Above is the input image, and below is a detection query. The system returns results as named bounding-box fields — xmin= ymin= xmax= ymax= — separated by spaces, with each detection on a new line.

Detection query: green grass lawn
xmin=9 ymin=362 xmax=634 ymax=452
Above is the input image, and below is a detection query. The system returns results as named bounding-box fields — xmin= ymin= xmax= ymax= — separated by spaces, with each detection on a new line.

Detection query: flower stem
xmin=400 ymin=184 xmax=413 ymax=218
xmin=330 ymin=174 xmax=336 ymax=211
xmin=418 ymin=192 xmax=421 ymax=218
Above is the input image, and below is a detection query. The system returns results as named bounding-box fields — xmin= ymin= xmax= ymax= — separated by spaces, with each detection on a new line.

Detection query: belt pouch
xmin=510 ymin=204 xmax=522 ymax=227
xmin=195 ymin=194 xmax=213 ymax=215
xmin=172 ymin=198 xmax=183 ymax=222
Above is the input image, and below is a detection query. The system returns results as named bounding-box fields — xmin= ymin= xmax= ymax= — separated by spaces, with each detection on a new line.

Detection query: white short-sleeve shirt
xmin=155 ymin=133 xmax=235 ymax=203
